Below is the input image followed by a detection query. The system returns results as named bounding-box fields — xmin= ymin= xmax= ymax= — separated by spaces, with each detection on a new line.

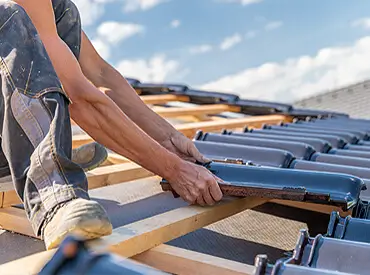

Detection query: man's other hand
xmin=162 ymin=132 xmax=210 ymax=163
xmin=167 ymin=160 xmax=223 ymax=206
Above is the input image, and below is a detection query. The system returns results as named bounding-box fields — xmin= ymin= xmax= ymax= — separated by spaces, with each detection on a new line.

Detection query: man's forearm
xmin=95 ymin=64 xmax=179 ymax=144
xmin=69 ymin=82 xmax=181 ymax=179
xmin=78 ymin=31 xmax=180 ymax=144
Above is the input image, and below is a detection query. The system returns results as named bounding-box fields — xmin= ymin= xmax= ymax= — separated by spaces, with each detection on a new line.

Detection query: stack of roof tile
xmin=175 ymin=116 xmax=370 ymax=275
xmin=126 ymin=77 xmax=349 ymax=119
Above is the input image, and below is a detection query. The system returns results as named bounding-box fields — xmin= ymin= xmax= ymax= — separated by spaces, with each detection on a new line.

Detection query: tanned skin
xmin=13 ymin=0 xmax=223 ymax=206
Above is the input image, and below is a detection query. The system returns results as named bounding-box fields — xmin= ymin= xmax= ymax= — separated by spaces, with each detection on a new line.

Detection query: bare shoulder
xmin=12 ymin=0 xmax=57 ymax=36
xmin=12 ymin=0 xmax=53 ymax=14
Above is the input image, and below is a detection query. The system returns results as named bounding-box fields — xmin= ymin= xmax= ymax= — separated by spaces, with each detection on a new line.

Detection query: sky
xmin=73 ymin=0 xmax=370 ymax=103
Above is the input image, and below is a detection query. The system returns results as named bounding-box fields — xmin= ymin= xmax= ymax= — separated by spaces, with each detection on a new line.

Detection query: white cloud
xmin=352 ymin=18 xmax=370 ymax=29
xmin=91 ymin=38 xmax=111 ymax=59
xmin=264 ymin=21 xmax=283 ymax=31
xmin=220 ymin=33 xmax=242 ymax=50
xmin=199 ymin=36 xmax=370 ymax=103
xmin=216 ymin=0 xmax=263 ymax=6
xmin=116 ymin=54 xmax=180 ymax=82
xmin=189 ymin=44 xmax=213 ymax=54
xmin=170 ymin=19 xmax=181 ymax=28
xmin=73 ymin=0 xmax=115 ymax=26
xmin=91 ymin=21 xmax=143 ymax=59
xmin=97 ymin=21 xmax=144 ymax=44
xmin=122 ymin=0 xmax=169 ymax=12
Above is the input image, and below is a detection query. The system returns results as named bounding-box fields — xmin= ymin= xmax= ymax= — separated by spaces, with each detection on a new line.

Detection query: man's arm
xmin=14 ymin=0 xmax=222 ymax=205
xmin=78 ymin=32 xmax=209 ymax=163
xmin=78 ymin=31 xmax=176 ymax=144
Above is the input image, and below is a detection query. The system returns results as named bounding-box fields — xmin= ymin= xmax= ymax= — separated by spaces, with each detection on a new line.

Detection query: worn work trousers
xmin=0 ymin=0 xmax=89 ymax=236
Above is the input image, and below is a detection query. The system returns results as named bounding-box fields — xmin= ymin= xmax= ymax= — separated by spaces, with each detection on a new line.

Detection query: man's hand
xmin=161 ymin=132 xmax=210 ymax=163
xmin=167 ymin=160 xmax=223 ymax=206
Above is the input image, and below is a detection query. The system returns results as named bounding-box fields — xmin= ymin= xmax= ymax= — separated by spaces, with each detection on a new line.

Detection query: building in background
xmin=294 ymin=80 xmax=370 ymax=119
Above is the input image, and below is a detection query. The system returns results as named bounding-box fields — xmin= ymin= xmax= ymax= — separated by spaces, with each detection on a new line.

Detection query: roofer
xmin=0 ymin=0 xmax=223 ymax=250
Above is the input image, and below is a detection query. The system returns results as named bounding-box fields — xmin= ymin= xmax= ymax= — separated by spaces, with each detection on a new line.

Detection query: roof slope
xmin=294 ymin=80 xmax=370 ymax=118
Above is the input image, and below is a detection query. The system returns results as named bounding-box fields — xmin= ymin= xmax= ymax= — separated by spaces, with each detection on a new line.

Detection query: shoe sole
xmin=46 ymin=223 xmax=112 ymax=250
xmin=76 ymin=143 xmax=108 ymax=172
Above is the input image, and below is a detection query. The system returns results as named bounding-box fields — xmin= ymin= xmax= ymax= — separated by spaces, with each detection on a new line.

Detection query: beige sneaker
xmin=42 ymin=198 xmax=113 ymax=250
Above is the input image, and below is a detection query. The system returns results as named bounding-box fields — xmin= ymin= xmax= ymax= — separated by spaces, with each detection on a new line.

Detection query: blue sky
xmin=74 ymin=0 xmax=370 ymax=102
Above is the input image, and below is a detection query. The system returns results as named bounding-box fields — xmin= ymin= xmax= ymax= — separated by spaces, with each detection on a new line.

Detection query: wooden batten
xmin=141 ymin=94 xmax=190 ymax=105
xmin=271 ymin=199 xmax=351 ymax=216
xmin=0 ymin=207 xmax=35 ymax=237
xmin=155 ymin=104 xmax=241 ymax=118
xmin=105 ymin=153 xmax=130 ymax=164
